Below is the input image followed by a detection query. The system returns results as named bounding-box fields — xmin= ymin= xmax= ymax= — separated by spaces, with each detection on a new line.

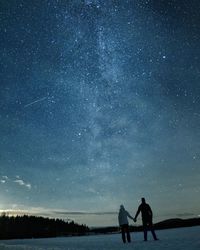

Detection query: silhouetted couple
xmin=118 ymin=198 xmax=158 ymax=243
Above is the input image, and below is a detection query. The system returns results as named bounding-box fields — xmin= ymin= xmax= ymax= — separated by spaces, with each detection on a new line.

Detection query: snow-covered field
xmin=0 ymin=226 xmax=199 ymax=250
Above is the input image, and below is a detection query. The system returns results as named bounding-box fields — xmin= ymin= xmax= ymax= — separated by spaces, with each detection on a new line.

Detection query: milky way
xmin=0 ymin=0 xmax=200 ymax=226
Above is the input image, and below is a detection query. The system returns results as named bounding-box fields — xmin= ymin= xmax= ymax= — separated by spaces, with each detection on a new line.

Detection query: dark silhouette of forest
xmin=0 ymin=213 xmax=89 ymax=239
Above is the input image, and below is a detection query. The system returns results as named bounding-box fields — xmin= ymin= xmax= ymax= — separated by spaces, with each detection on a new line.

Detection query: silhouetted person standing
xmin=118 ymin=205 xmax=134 ymax=243
xmin=134 ymin=198 xmax=158 ymax=241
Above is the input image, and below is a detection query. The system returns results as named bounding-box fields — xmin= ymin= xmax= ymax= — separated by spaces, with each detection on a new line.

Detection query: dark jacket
xmin=135 ymin=203 xmax=153 ymax=222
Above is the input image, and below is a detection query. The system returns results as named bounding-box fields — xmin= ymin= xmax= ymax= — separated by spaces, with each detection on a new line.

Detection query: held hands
xmin=133 ymin=218 xmax=137 ymax=223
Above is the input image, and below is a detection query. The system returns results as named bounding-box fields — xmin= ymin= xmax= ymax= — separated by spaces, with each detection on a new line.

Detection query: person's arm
xmin=126 ymin=211 xmax=134 ymax=220
xmin=148 ymin=205 xmax=153 ymax=217
xmin=134 ymin=205 xmax=141 ymax=221
xmin=118 ymin=214 xmax=120 ymax=226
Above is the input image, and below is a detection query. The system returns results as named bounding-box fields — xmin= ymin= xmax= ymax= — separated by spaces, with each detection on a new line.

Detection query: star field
xmin=0 ymin=0 xmax=200 ymax=226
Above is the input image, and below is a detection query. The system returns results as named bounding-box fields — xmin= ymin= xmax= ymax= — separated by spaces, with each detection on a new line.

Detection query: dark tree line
xmin=0 ymin=213 xmax=89 ymax=239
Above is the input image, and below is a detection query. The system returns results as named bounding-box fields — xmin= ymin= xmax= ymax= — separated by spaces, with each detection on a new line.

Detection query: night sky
xmin=0 ymin=0 xmax=200 ymax=227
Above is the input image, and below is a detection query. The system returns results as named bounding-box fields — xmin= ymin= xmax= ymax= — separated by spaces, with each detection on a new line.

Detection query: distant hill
xmin=90 ymin=217 xmax=200 ymax=234
xmin=154 ymin=217 xmax=200 ymax=230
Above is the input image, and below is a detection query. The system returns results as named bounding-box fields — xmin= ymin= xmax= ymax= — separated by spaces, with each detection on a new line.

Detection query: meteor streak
xmin=24 ymin=97 xmax=47 ymax=108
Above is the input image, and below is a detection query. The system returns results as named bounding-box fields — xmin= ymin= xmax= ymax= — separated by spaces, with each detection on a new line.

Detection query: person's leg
xmin=125 ymin=225 xmax=131 ymax=243
xmin=149 ymin=221 xmax=158 ymax=240
xmin=121 ymin=226 xmax=126 ymax=243
xmin=143 ymin=221 xmax=148 ymax=241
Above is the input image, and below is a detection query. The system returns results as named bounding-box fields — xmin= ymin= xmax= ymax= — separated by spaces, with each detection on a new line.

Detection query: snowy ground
xmin=0 ymin=226 xmax=199 ymax=250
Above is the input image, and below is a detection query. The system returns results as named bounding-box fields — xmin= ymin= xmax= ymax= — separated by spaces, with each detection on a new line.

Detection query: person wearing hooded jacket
xmin=118 ymin=205 xmax=134 ymax=243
